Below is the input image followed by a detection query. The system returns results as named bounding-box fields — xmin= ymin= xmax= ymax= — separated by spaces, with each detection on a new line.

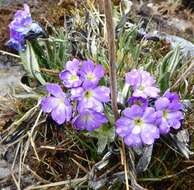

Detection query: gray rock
xmin=0 ymin=55 xmax=25 ymax=96
xmin=0 ymin=160 xmax=11 ymax=179
xmin=164 ymin=34 xmax=194 ymax=57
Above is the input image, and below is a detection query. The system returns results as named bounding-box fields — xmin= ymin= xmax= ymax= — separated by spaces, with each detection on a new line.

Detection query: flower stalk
xmin=104 ymin=0 xmax=119 ymax=119
xmin=103 ymin=1 xmax=129 ymax=190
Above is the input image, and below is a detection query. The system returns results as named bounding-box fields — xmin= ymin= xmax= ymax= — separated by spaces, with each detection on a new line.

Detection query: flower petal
xmin=71 ymin=87 xmax=84 ymax=100
xmin=123 ymin=105 xmax=143 ymax=119
xmin=81 ymin=59 xmax=95 ymax=73
xmin=164 ymin=91 xmax=180 ymax=102
xmin=131 ymin=125 xmax=141 ymax=134
xmin=159 ymin=121 xmax=170 ymax=134
xmin=65 ymin=58 xmax=80 ymax=72
xmin=167 ymin=111 xmax=183 ymax=120
xmin=77 ymin=97 xmax=103 ymax=113
xmin=143 ymin=107 xmax=156 ymax=123
xmin=93 ymin=64 xmax=105 ymax=78
xmin=59 ymin=70 xmax=82 ymax=88
xmin=124 ymin=134 xmax=142 ymax=147
xmin=51 ymin=104 xmax=72 ymax=125
xmin=128 ymin=96 xmax=148 ymax=109
xmin=41 ymin=97 xmax=58 ymax=113
xmin=93 ymin=86 xmax=110 ymax=102
xmin=46 ymin=83 xmax=66 ymax=99
xmin=125 ymin=69 xmax=141 ymax=87
xmin=116 ymin=117 xmax=132 ymax=137
xmin=144 ymin=86 xmax=160 ymax=98
xmin=141 ymin=131 xmax=155 ymax=145
xmin=73 ymin=110 xmax=108 ymax=131
xmin=155 ymin=97 xmax=170 ymax=110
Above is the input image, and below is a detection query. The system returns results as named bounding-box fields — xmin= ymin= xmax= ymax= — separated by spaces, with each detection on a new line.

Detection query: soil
xmin=0 ymin=0 xmax=84 ymax=51
xmin=0 ymin=0 xmax=194 ymax=51
xmin=137 ymin=1 xmax=194 ymax=40
xmin=0 ymin=0 xmax=193 ymax=189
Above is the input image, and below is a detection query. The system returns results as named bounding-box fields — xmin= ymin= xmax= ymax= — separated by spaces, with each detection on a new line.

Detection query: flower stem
xmin=104 ymin=0 xmax=119 ymax=120
xmin=103 ymin=1 xmax=129 ymax=190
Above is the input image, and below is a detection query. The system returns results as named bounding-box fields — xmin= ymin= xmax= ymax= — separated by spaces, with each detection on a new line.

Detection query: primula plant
xmin=7 ymin=4 xmax=45 ymax=52
xmin=2 ymin=1 xmax=193 ymax=190
xmin=116 ymin=69 xmax=183 ymax=147
xmin=40 ymin=64 xmax=184 ymax=148
xmin=41 ymin=59 xmax=110 ymax=131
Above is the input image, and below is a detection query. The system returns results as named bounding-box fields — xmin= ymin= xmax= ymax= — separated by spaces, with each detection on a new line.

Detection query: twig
xmin=18 ymin=142 xmax=23 ymax=189
xmin=23 ymin=110 xmax=42 ymax=163
xmin=24 ymin=176 xmax=88 ymax=190
xmin=0 ymin=50 xmax=20 ymax=58
xmin=73 ymin=154 xmax=93 ymax=163
xmin=12 ymin=173 xmax=21 ymax=190
xmin=40 ymin=145 xmax=65 ymax=151
xmin=71 ymin=158 xmax=89 ymax=173
xmin=27 ymin=132 xmax=40 ymax=162
xmin=139 ymin=165 xmax=194 ymax=182
xmin=22 ymin=164 xmax=49 ymax=184
xmin=40 ymin=68 xmax=60 ymax=75
xmin=121 ymin=139 xmax=130 ymax=190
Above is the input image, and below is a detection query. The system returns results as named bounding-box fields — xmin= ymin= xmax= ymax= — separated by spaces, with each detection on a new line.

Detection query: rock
xmin=167 ymin=18 xmax=194 ymax=34
xmin=164 ymin=34 xmax=194 ymax=57
xmin=0 ymin=55 xmax=25 ymax=126
xmin=0 ymin=160 xmax=11 ymax=179
xmin=0 ymin=144 xmax=12 ymax=180
xmin=0 ymin=55 xmax=24 ymax=96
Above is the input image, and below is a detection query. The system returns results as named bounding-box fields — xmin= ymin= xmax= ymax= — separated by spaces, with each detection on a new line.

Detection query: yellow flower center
xmin=134 ymin=118 xmax=143 ymax=126
xmin=70 ymin=74 xmax=78 ymax=82
xmin=85 ymin=90 xmax=93 ymax=99
xmin=87 ymin=73 xmax=95 ymax=81
xmin=57 ymin=99 xmax=65 ymax=106
xmin=139 ymin=85 xmax=145 ymax=91
xmin=163 ymin=110 xmax=168 ymax=119
xmin=135 ymin=100 xmax=143 ymax=106
xmin=82 ymin=113 xmax=93 ymax=122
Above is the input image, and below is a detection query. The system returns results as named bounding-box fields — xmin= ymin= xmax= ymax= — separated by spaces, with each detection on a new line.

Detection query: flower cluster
xmin=116 ymin=69 xmax=184 ymax=147
xmin=7 ymin=4 xmax=44 ymax=51
xmin=41 ymin=62 xmax=184 ymax=147
xmin=125 ymin=69 xmax=160 ymax=98
xmin=41 ymin=59 xmax=110 ymax=131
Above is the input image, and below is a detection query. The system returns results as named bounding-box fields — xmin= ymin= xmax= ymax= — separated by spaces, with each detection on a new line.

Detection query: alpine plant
xmin=8 ymin=5 xmax=185 ymax=149
xmin=40 ymin=59 xmax=184 ymax=147
xmin=41 ymin=59 xmax=110 ymax=131
xmin=115 ymin=69 xmax=184 ymax=147
xmin=7 ymin=4 xmax=45 ymax=51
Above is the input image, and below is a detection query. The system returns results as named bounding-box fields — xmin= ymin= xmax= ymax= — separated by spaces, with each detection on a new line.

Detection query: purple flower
xmin=41 ymin=83 xmax=72 ymax=125
xmin=155 ymin=92 xmax=183 ymax=134
xmin=71 ymin=86 xmax=110 ymax=113
xmin=7 ymin=4 xmax=44 ymax=51
xmin=59 ymin=59 xmax=82 ymax=88
xmin=128 ymin=97 xmax=148 ymax=109
xmin=73 ymin=109 xmax=108 ymax=131
xmin=116 ymin=105 xmax=159 ymax=147
xmin=79 ymin=59 xmax=105 ymax=88
xmin=125 ymin=69 xmax=160 ymax=98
